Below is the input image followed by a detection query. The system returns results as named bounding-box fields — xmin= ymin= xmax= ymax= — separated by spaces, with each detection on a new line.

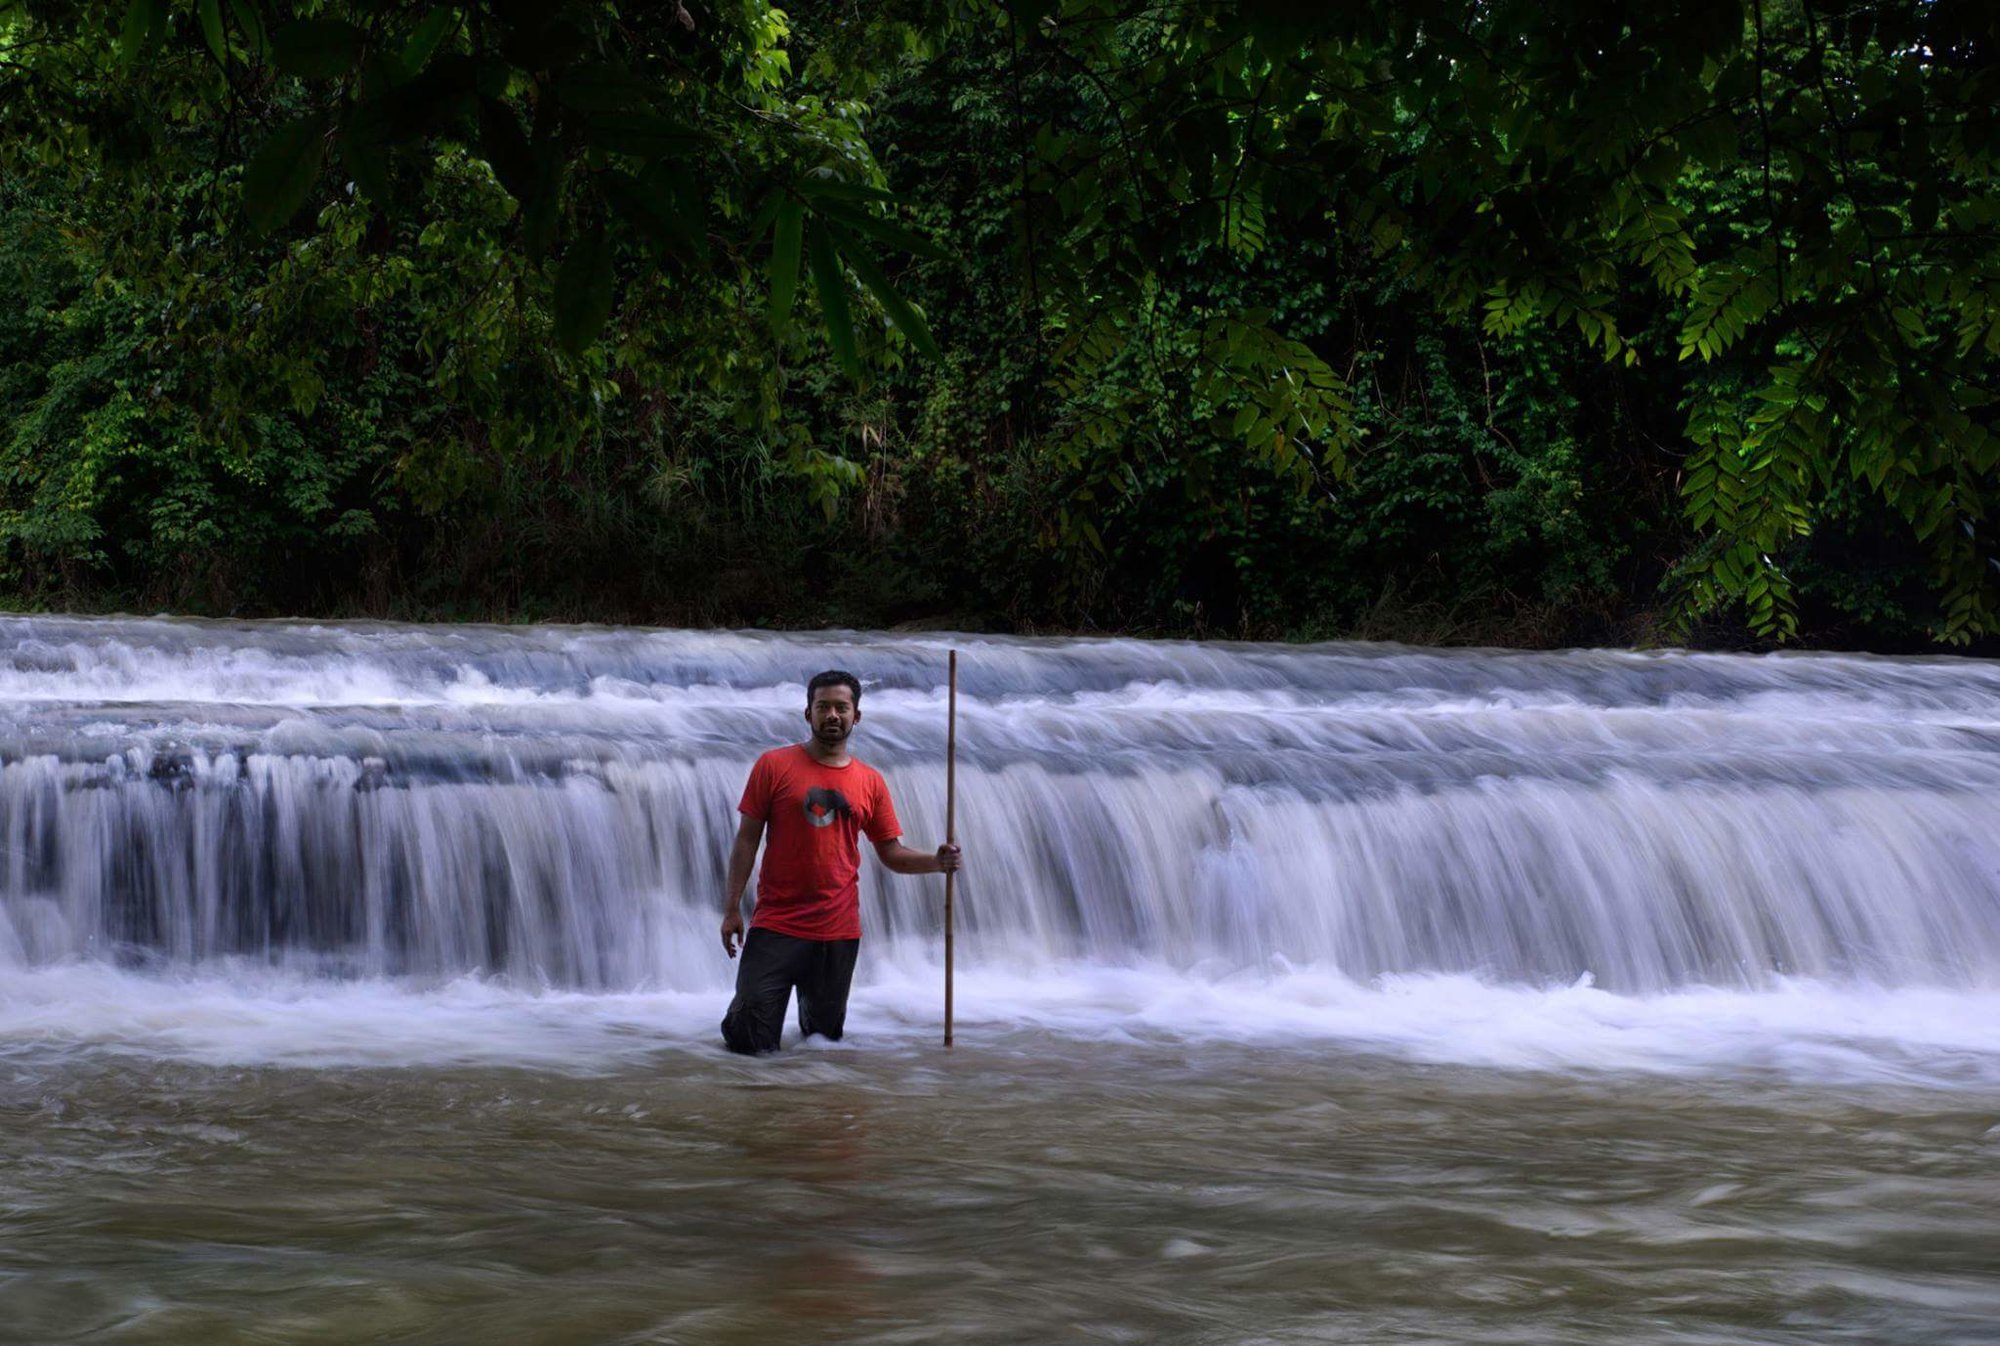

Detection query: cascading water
xmin=3 ymin=612 xmax=1998 ymax=1077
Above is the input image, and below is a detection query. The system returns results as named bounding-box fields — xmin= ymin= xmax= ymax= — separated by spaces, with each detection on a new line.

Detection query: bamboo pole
xmin=944 ymin=648 xmax=957 ymax=1049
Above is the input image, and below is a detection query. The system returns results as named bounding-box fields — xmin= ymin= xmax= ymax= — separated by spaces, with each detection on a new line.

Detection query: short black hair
xmin=806 ymin=669 xmax=862 ymax=707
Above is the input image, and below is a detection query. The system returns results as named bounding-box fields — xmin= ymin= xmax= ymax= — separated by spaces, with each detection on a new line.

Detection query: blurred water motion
xmin=3 ymin=615 xmax=1998 ymax=1346
xmin=3 ymin=614 xmax=1998 ymax=998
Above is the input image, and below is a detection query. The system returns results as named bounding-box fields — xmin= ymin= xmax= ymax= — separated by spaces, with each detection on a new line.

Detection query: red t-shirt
xmin=738 ymin=745 xmax=902 ymax=941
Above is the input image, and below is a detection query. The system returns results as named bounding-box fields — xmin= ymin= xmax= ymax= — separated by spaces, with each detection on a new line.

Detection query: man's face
xmin=806 ymin=685 xmax=859 ymax=746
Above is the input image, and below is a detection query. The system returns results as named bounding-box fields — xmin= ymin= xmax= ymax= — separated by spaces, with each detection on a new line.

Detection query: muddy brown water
xmin=5 ymin=1034 xmax=1997 ymax=1346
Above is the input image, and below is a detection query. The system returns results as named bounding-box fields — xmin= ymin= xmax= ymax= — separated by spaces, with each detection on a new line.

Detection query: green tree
xmin=984 ymin=0 xmax=2000 ymax=640
xmin=4 ymin=1 xmax=1996 ymax=643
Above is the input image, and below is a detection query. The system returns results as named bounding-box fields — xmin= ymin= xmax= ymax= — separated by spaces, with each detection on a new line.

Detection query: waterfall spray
xmin=2 ymin=614 xmax=1998 ymax=1006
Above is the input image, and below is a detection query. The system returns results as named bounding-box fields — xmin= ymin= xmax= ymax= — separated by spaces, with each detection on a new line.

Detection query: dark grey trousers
xmin=720 ymin=928 xmax=862 ymax=1055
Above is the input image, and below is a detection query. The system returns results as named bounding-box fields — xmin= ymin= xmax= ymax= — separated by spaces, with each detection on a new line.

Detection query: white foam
xmin=5 ymin=957 xmax=1997 ymax=1088
xmin=0 ymin=963 xmax=721 ymax=1071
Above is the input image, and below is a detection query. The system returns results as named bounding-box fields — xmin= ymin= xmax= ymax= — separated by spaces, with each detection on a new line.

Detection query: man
xmin=719 ymin=669 xmax=962 ymax=1054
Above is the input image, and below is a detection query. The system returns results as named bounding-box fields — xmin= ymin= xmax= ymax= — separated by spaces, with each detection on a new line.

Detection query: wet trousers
xmin=720 ymin=928 xmax=862 ymax=1055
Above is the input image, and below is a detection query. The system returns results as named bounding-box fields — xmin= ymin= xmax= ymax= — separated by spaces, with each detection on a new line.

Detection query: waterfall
xmin=3 ymin=613 xmax=1996 ymax=1002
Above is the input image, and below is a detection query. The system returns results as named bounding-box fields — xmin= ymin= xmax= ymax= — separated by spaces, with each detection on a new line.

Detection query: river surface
xmin=2 ymin=616 xmax=1998 ymax=1344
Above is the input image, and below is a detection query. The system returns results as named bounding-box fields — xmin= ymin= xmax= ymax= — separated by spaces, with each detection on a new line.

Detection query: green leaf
xmin=553 ymin=226 xmax=616 ymax=356
xmin=197 ymin=0 xmax=226 ymax=63
xmin=401 ymin=6 xmax=458 ymax=75
xmin=808 ymin=198 xmax=945 ymax=261
xmin=242 ymin=114 xmax=329 ymax=234
xmin=769 ymin=200 xmax=803 ymax=336
xmin=746 ymin=194 xmax=783 ymax=236
xmin=117 ymin=0 xmax=163 ymax=69
xmin=273 ymin=19 xmax=367 ymax=79
xmin=822 ymin=221 xmax=941 ymax=360
xmin=807 ymin=225 xmax=862 ymax=384
xmin=227 ymin=0 xmax=267 ymax=62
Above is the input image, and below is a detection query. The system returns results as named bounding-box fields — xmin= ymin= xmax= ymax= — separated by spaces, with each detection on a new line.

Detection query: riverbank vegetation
xmin=2 ymin=1 xmax=1996 ymax=650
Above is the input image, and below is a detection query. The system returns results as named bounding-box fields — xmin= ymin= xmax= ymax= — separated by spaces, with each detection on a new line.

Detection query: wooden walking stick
xmin=944 ymin=648 xmax=958 ymax=1049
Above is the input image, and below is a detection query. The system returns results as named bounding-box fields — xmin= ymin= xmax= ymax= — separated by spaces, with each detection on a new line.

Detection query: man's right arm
xmin=720 ymin=812 xmax=765 ymax=957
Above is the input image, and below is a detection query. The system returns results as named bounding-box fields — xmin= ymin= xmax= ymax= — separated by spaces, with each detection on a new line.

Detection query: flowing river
xmin=2 ymin=615 xmax=1997 ymax=1344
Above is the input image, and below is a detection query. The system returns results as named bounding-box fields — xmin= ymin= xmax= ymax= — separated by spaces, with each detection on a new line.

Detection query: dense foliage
xmin=1 ymin=1 xmax=1996 ymax=648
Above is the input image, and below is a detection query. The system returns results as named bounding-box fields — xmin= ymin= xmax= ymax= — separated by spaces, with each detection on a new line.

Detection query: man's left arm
xmin=873 ymin=837 xmax=962 ymax=875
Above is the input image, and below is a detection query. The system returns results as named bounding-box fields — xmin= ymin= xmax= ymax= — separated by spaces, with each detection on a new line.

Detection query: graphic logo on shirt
xmin=803 ymin=785 xmax=853 ymax=829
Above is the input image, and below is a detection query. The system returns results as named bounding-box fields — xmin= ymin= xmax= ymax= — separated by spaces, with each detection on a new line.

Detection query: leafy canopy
xmin=4 ymin=0 xmax=1998 ymax=640
xmin=986 ymin=0 xmax=2000 ymax=641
